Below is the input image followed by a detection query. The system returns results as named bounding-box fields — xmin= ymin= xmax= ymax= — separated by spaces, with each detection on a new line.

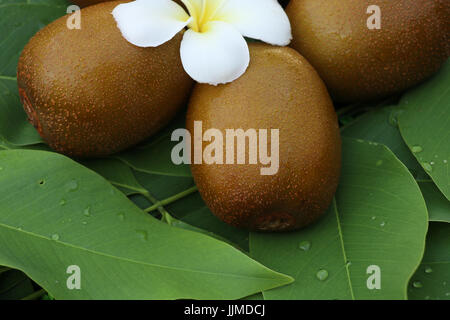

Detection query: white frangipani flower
xmin=112 ymin=0 xmax=292 ymax=85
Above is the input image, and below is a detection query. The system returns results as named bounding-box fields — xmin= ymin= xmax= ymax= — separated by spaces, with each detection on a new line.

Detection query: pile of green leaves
xmin=0 ymin=0 xmax=448 ymax=300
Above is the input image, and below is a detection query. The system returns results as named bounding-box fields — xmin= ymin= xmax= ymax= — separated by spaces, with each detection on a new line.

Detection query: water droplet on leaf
xmin=413 ymin=281 xmax=423 ymax=288
xmin=298 ymin=241 xmax=311 ymax=251
xmin=376 ymin=160 xmax=383 ymax=166
xmin=422 ymin=163 xmax=433 ymax=172
xmin=51 ymin=234 xmax=60 ymax=241
xmin=83 ymin=206 xmax=91 ymax=217
xmin=316 ymin=269 xmax=329 ymax=281
xmin=411 ymin=146 xmax=423 ymax=153
xmin=388 ymin=109 xmax=404 ymax=127
xmin=136 ymin=230 xmax=148 ymax=241
xmin=424 ymin=267 xmax=433 ymax=274
xmin=65 ymin=180 xmax=79 ymax=192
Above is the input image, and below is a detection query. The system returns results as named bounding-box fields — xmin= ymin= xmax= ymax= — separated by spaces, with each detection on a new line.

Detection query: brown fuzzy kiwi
xmin=17 ymin=1 xmax=193 ymax=158
xmin=186 ymin=43 xmax=342 ymax=232
xmin=286 ymin=0 xmax=450 ymax=103
xmin=70 ymin=0 xmax=111 ymax=8
xmin=71 ymin=0 xmax=184 ymax=8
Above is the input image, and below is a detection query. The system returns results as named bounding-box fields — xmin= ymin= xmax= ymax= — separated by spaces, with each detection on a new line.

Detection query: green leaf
xmin=0 ymin=269 xmax=35 ymax=300
xmin=408 ymin=223 xmax=450 ymax=300
xmin=341 ymin=104 xmax=427 ymax=179
xmin=81 ymin=158 xmax=148 ymax=196
xmin=398 ymin=60 xmax=450 ymax=200
xmin=83 ymin=159 xmax=249 ymax=249
xmin=116 ymin=114 xmax=192 ymax=177
xmin=419 ymin=182 xmax=450 ymax=223
xmin=0 ymin=149 xmax=292 ymax=300
xmin=166 ymin=192 xmax=250 ymax=251
xmin=250 ymin=138 xmax=428 ymax=300
xmin=0 ymin=0 xmax=69 ymax=146
xmin=133 ymin=170 xmax=250 ymax=251
xmin=341 ymin=102 xmax=450 ymax=223
xmin=0 ymin=78 xmax=43 ymax=146
xmin=242 ymin=293 xmax=264 ymax=300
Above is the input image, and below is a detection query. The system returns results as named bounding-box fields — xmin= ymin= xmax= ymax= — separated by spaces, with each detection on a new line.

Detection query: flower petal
xmin=215 ymin=0 xmax=292 ymax=46
xmin=180 ymin=21 xmax=249 ymax=85
xmin=112 ymin=0 xmax=191 ymax=47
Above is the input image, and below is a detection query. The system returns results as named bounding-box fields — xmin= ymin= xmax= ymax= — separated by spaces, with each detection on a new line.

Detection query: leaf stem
xmin=110 ymin=182 xmax=147 ymax=195
xmin=144 ymin=186 xmax=198 ymax=213
xmin=139 ymin=189 xmax=172 ymax=218
xmin=0 ymin=75 xmax=17 ymax=81
xmin=21 ymin=289 xmax=46 ymax=300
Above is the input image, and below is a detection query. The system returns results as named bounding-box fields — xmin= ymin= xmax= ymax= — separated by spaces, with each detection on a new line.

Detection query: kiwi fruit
xmin=71 ymin=0 xmax=110 ymax=7
xmin=18 ymin=1 xmax=193 ymax=158
xmin=186 ymin=43 xmax=341 ymax=232
xmin=71 ymin=0 xmax=183 ymax=8
xmin=286 ymin=0 xmax=450 ymax=103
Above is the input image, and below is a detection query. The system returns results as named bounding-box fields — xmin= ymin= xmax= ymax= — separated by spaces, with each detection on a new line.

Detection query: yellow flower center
xmin=181 ymin=0 xmax=227 ymax=32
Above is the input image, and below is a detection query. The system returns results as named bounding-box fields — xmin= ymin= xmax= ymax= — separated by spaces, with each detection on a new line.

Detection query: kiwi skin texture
xmin=71 ymin=0 xmax=111 ymax=7
xmin=71 ymin=0 xmax=183 ymax=8
xmin=72 ymin=0 xmax=289 ymax=9
xmin=186 ymin=43 xmax=342 ymax=232
xmin=286 ymin=0 xmax=450 ymax=103
xmin=17 ymin=1 xmax=193 ymax=158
